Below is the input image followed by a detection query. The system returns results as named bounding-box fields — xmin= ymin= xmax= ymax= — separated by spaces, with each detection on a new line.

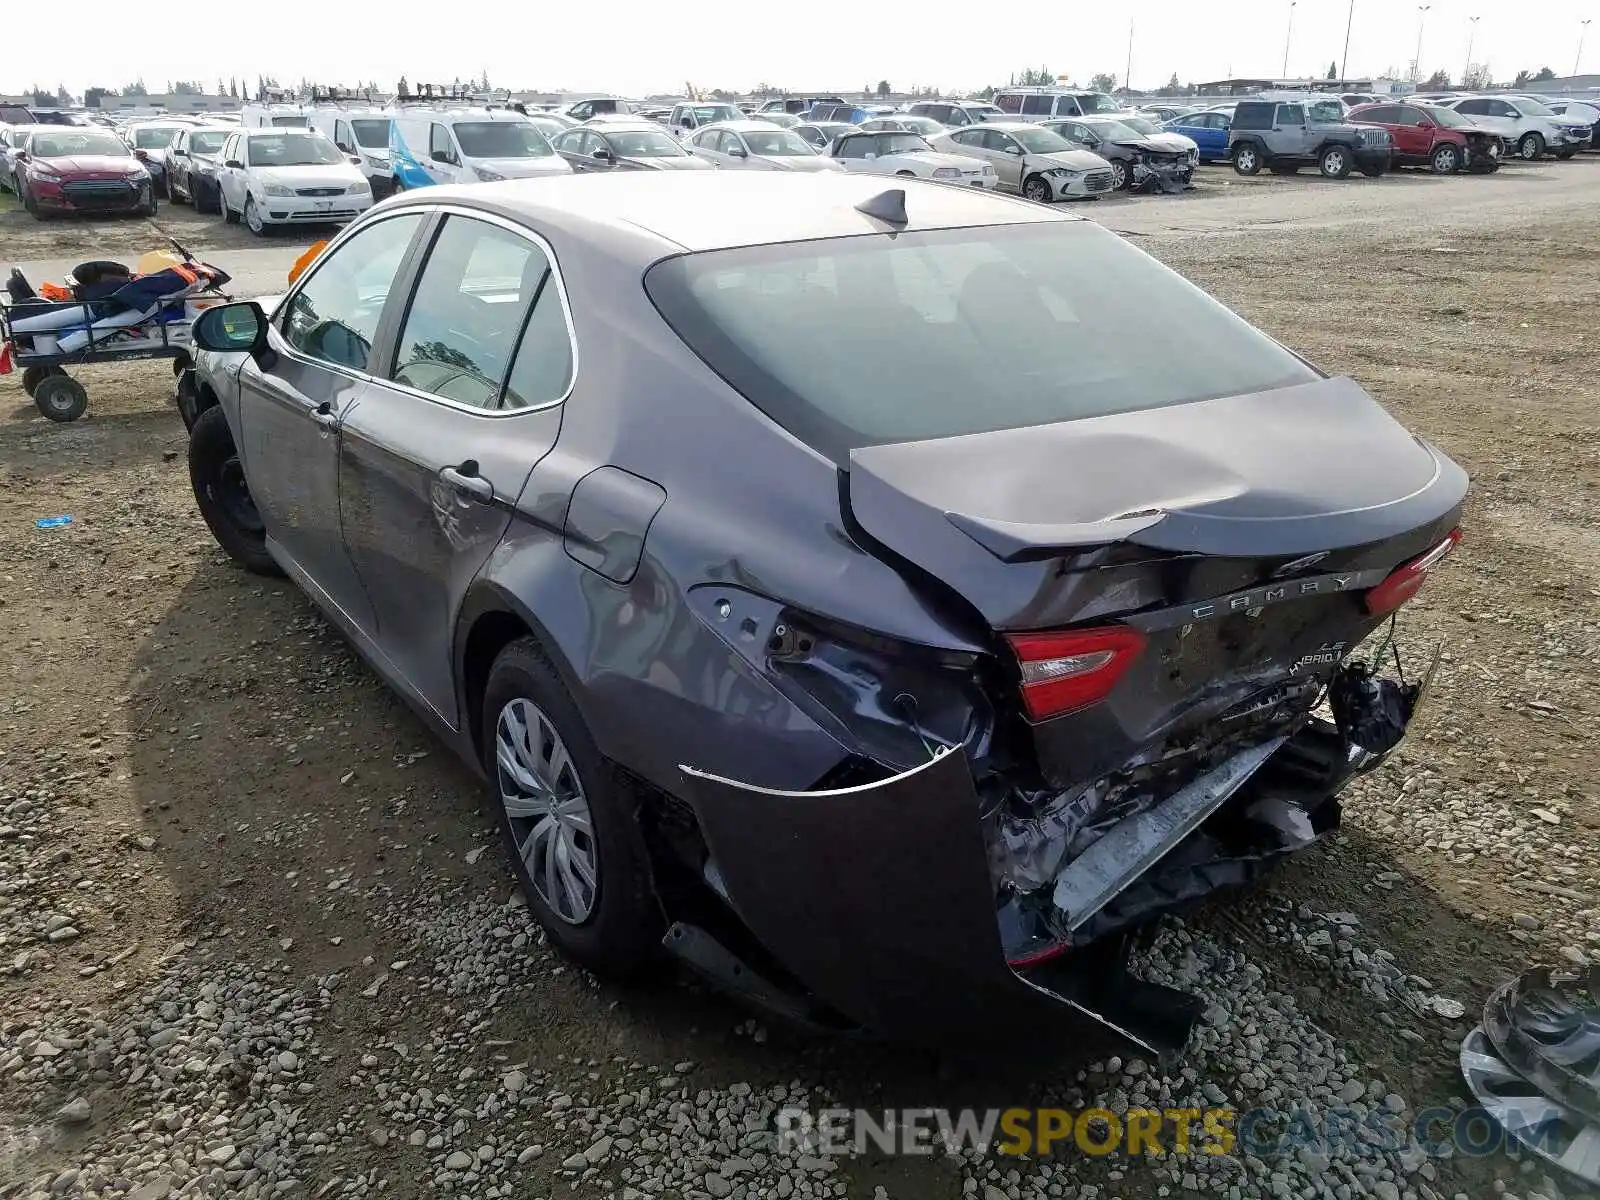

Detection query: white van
xmin=388 ymin=108 xmax=569 ymax=189
xmin=307 ymin=107 xmax=393 ymax=194
xmin=242 ymin=103 xmax=309 ymax=129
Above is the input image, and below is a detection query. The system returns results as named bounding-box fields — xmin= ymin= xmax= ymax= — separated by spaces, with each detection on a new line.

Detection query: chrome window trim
xmin=270 ymin=203 xmax=580 ymax=418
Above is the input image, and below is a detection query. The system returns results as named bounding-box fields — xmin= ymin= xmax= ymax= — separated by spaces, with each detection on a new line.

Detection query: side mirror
xmin=592 ymin=146 xmax=613 ymax=161
xmin=863 ymin=151 xmax=877 ymax=160
xmin=193 ymin=301 xmax=268 ymax=356
xmin=134 ymin=148 xmax=149 ymax=161
xmin=348 ymin=155 xmax=362 ymax=165
xmin=225 ymin=159 xmax=244 ymax=169
xmin=431 ymin=149 xmax=453 ymax=163
xmin=1005 ymin=145 xmax=1022 ymax=155
xmin=729 ymin=145 xmax=747 ymax=157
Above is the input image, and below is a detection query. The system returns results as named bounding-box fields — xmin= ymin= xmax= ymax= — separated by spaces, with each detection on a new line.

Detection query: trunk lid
xmin=846 ymin=376 xmax=1467 ymax=783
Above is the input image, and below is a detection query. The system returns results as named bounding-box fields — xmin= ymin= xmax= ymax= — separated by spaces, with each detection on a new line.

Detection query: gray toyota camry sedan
xmin=184 ymin=172 xmax=1465 ymax=1061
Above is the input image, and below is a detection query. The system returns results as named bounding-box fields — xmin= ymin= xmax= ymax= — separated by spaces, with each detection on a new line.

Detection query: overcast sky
xmin=8 ymin=0 xmax=1594 ymax=98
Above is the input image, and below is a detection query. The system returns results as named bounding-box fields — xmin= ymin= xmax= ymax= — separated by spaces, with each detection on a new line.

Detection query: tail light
xmin=1364 ymin=529 xmax=1461 ymax=616
xmin=1005 ymin=626 xmax=1146 ymax=721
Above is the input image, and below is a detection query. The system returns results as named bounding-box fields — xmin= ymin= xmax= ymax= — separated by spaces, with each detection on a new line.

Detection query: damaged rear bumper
xmin=678 ymin=746 xmax=1210 ymax=1062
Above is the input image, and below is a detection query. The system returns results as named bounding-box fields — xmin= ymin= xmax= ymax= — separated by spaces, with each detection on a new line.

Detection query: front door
xmin=337 ymin=212 xmax=573 ymax=726
xmin=426 ymin=123 xmax=460 ymax=184
xmin=218 ymin=133 xmax=245 ymax=211
xmin=1274 ymin=104 xmax=1310 ymax=158
xmin=236 ymin=210 xmax=429 ymax=631
xmin=983 ymin=129 xmax=1025 ymax=189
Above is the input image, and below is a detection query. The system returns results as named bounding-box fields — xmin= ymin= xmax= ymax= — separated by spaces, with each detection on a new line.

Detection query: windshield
xmin=877 ymin=133 xmax=933 ymax=154
xmin=607 ymin=130 xmax=684 ymax=157
xmin=1119 ymin=117 xmax=1160 ymax=135
xmin=247 ymin=133 xmax=345 ymax=166
xmin=1082 ymin=94 xmax=1122 ymax=114
xmin=693 ymin=105 xmax=742 ymax=124
xmin=453 ymin=121 xmax=554 ymax=158
xmin=33 ymin=131 xmax=130 ymax=158
xmin=645 ymin=222 xmax=1315 ymax=464
xmin=1515 ymin=98 xmax=1555 ymax=116
xmin=351 ymin=119 xmax=390 ymax=148
xmin=1012 ymin=128 xmax=1074 ymax=153
xmin=1086 ymin=119 xmax=1141 ymax=140
xmin=1422 ymin=106 xmax=1469 ymax=129
xmin=133 ymin=127 xmax=180 ymax=148
xmin=743 ymin=129 xmax=814 ymax=155
xmin=1307 ymin=101 xmax=1346 ymax=123
xmin=189 ymin=130 xmax=229 ymax=154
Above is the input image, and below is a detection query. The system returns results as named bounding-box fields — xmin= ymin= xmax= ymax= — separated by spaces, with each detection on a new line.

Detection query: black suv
xmin=1228 ymin=98 xmax=1393 ymax=179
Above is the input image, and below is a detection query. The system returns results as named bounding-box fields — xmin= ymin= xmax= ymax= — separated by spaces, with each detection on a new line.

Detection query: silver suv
xmin=1228 ymin=97 xmax=1392 ymax=179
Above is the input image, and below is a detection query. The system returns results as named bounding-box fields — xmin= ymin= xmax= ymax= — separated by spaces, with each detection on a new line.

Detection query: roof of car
xmin=696 ymin=119 xmax=799 ymax=134
xmin=585 ymin=122 xmax=674 ymax=136
xmin=403 ymin=172 xmax=1073 ymax=256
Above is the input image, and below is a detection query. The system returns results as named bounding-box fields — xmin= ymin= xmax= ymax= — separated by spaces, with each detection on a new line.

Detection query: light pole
xmin=1414 ymin=4 xmax=1432 ymax=84
xmin=1463 ymin=16 xmax=1479 ymax=87
xmin=1283 ymin=1 xmax=1298 ymax=78
xmin=1340 ymin=0 xmax=1356 ymax=84
xmin=1125 ymin=17 xmax=1134 ymax=93
xmin=1578 ymin=20 xmax=1592 ymax=78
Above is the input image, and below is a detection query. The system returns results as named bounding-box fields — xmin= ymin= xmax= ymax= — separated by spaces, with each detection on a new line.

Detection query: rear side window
xmin=644 ymin=222 xmax=1318 ymax=465
xmin=1021 ymin=95 xmax=1054 ymax=116
xmin=1233 ymin=103 xmax=1271 ymax=130
xmin=390 ymin=216 xmax=547 ymax=409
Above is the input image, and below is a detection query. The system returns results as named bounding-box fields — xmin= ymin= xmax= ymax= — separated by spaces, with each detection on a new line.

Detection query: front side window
xmin=835 ymin=136 xmax=869 ymax=159
xmin=1011 ymin=128 xmax=1073 ymax=154
xmin=607 ymin=130 xmax=684 ymax=157
xmin=1276 ymin=105 xmax=1306 ymax=126
xmin=190 ymin=130 xmax=228 ymax=154
xmin=248 ymin=133 xmax=343 ymax=166
xmin=430 ymin=124 xmax=457 ymax=162
xmin=743 ymin=129 xmax=813 ymax=156
xmin=282 ymin=213 xmax=425 ymax=372
xmin=390 ymin=217 xmax=551 ymax=410
xmin=644 ymin=222 xmax=1317 ymax=465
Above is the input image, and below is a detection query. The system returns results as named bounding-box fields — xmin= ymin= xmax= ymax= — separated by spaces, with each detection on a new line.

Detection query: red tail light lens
xmin=1363 ymin=529 xmax=1461 ymax=616
xmin=1006 ymin=626 xmax=1146 ymax=721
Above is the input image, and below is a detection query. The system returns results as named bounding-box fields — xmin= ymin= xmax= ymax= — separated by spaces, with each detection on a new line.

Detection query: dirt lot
xmin=0 ymin=163 xmax=1597 ymax=1200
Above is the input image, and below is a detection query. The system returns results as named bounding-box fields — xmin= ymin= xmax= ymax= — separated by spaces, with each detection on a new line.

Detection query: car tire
xmin=173 ymin=369 xmax=204 ymax=432
xmin=221 ymin=193 xmax=238 ymax=224
xmin=483 ymin=637 xmax=664 ymax=977
xmin=1359 ymin=164 xmax=1386 ymax=177
xmin=1109 ymin=159 xmax=1130 ymax=189
xmin=32 ymin=374 xmax=89 ymax=423
xmin=140 ymin=192 xmax=158 ymax=219
xmin=244 ymin=196 xmax=266 ymax=237
xmin=21 ymin=364 xmax=64 ymax=398
xmin=170 ymin=175 xmax=188 ymax=204
xmin=1231 ymin=143 xmax=1261 ymax=175
xmin=1430 ymin=145 xmax=1460 ymax=173
xmin=1022 ymin=173 xmax=1051 ymax=203
xmin=188 ymin=406 xmax=281 ymax=576
xmin=1319 ymin=145 xmax=1352 ymax=179
xmin=391 ymin=176 xmax=406 ymax=194
xmin=1517 ymin=132 xmax=1544 ymax=160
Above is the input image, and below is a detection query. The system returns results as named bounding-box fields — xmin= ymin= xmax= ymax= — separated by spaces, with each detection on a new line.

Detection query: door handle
xmin=311 ymin=402 xmax=340 ymax=432
xmin=441 ymin=462 xmax=494 ymax=503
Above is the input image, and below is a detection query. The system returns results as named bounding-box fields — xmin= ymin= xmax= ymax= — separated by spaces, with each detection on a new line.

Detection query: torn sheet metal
xmin=1460 ymin=1024 xmax=1600 ymax=1186
xmin=1484 ymin=967 xmax=1600 ymax=1125
xmin=1052 ymin=737 xmax=1286 ymax=929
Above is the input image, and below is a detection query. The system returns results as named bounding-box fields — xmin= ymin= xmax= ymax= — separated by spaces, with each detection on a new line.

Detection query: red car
xmin=14 ymin=128 xmax=157 ymax=220
xmin=1348 ymin=102 xmax=1503 ymax=174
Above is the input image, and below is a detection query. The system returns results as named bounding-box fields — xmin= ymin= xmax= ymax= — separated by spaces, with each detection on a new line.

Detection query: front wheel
xmin=1518 ymin=132 xmax=1544 ymax=160
xmin=188 ymin=406 xmax=281 ymax=575
xmin=484 ymin=638 xmax=663 ymax=976
xmin=1109 ymin=159 xmax=1130 ymax=190
xmin=1231 ymin=144 xmax=1261 ymax=175
xmin=244 ymin=196 xmax=266 ymax=237
xmin=1022 ymin=173 xmax=1051 ymax=203
xmin=170 ymin=174 xmax=189 ymax=204
xmin=1319 ymin=145 xmax=1352 ymax=179
xmin=1430 ymin=144 xmax=1460 ymax=173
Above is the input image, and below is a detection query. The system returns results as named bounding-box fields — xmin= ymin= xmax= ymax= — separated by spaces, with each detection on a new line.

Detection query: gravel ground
xmin=0 ymin=163 xmax=1596 ymax=1200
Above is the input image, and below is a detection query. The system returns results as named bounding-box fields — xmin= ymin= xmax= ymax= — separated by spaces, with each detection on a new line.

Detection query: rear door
xmin=336 ymin=209 xmax=575 ymax=727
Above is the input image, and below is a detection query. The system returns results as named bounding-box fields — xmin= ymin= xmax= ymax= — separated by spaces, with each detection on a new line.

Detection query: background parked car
xmin=858 ymin=115 xmax=947 ymax=138
xmin=794 ymin=121 xmax=858 ymax=152
xmin=1039 ymin=116 xmax=1193 ymax=190
xmin=1347 ymin=102 xmax=1502 ymax=173
xmin=1438 ymin=96 xmax=1589 ymax=160
xmin=13 ymin=127 xmax=155 ymax=219
xmin=906 ymin=99 xmax=1006 ymax=128
xmin=554 ymin=123 xmax=715 ymax=172
xmin=120 ymin=119 xmax=192 ymax=197
xmin=0 ymin=124 xmax=29 ymax=192
xmin=827 ymin=129 xmax=995 ymax=187
xmin=749 ymin=111 xmax=802 ymax=129
xmin=1540 ymin=99 xmax=1600 ymax=150
xmin=167 ymin=124 xmax=235 ymax=212
xmin=215 ymin=127 xmax=372 ymax=235
xmin=932 ymin=122 xmax=1113 ymax=201
xmin=1115 ymin=115 xmax=1200 ymax=166
xmin=993 ymin=89 xmax=1125 ymax=119
xmin=1139 ymin=104 xmax=1197 ymax=124
xmin=803 ymin=103 xmax=874 ymax=124
xmin=1162 ymin=109 xmax=1232 ymax=162
xmin=1227 ymin=98 xmax=1391 ymax=179
xmin=669 ymin=102 xmax=745 ymax=134
xmin=391 ymin=110 xmax=569 ymax=188
xmin=684 ymin=121 xmax=840 ymax=171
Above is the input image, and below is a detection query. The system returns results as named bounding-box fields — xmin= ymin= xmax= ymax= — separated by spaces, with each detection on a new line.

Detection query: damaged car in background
xmin=181 ymin=171 xmax=1466 ymax=1063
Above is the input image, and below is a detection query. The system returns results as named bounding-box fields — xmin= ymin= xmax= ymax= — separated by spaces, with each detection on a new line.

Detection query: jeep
xmin=1228 ymin=97 xmax=1393 ymax=180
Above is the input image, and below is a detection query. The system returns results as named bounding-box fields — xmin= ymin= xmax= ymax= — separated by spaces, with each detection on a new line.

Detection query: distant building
xmin=104 ymin=93 xmax=236 ymax=113
xmin=1520 ymin=74 xmax=1600 ymax=94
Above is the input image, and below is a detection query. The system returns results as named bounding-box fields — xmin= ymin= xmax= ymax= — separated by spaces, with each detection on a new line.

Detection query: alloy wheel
xmin=245 ymin=197 xmax=264 ymax=234
xmin=495 ymin=698 xmax=599 ymax=924
xmin=1433 ymin=145 xmax=1458 ymax=173
xmin=1110 ymin=160 xmax=1128 ymax=189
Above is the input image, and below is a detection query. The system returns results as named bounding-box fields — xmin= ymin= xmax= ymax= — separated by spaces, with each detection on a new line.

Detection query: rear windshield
xmin=644 ymin=222 xmax=1317 ymax=463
